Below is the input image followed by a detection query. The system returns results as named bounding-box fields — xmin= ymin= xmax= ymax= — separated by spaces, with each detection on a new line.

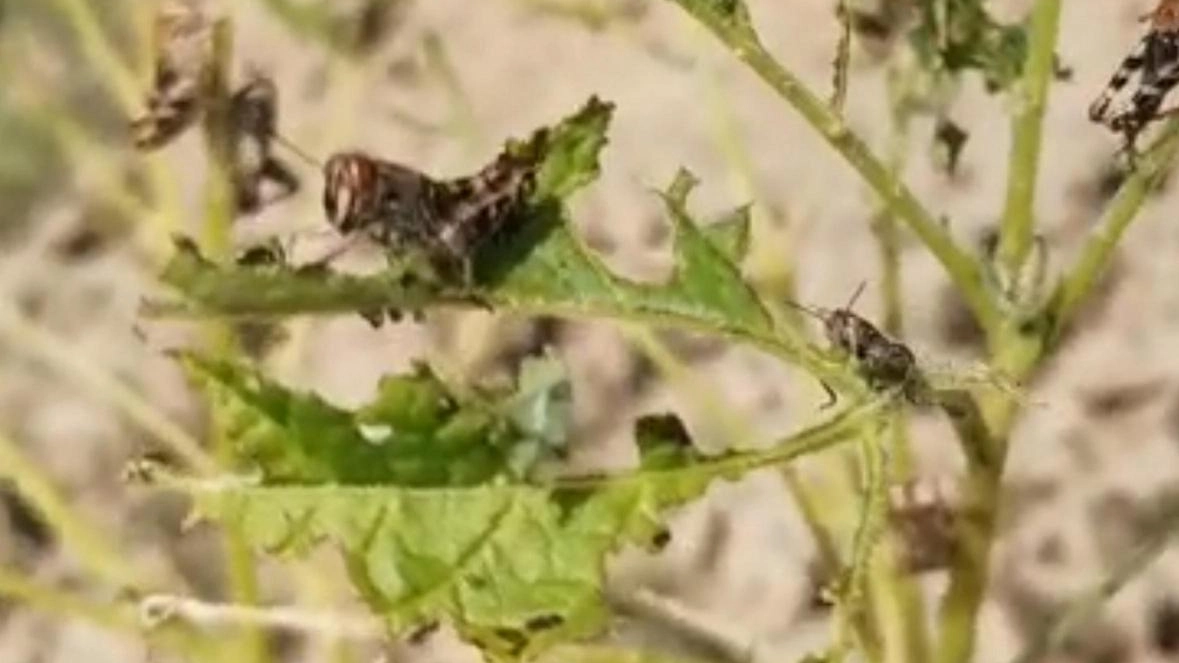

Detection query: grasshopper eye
xmin=322 ymin=184 xmax=338 ymax=224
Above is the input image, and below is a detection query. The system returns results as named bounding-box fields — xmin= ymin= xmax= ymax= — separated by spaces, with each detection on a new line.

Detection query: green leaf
xmin=149 ymin=97 xmax=802 ymax=365
xmin=481 ymin=166 xmax=772 ymax=337
xmin=172 ymin=399 xmax=884 ymax=659
xmin=701 ymin=205 xmax=751 ymax=265
xmin=182 ymin=353 xmax=567 ymax=485
xmin=634 ymin=413 xmax=701 ymax=470
xmin=497 ymin=351 xmax=574 ymax=477
xmin=908 ymin=0 xmax=1030 ymax=93
xmin=531 ymin=96 xmax=614 ymax=200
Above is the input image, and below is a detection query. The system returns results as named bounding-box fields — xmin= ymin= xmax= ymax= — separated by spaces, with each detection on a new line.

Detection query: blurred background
xmin=5 ymin=1 xmax=1179 ymax=662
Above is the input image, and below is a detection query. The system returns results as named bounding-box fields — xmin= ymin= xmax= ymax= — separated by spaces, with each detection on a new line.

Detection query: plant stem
xmin=609 ymin=587 xmax=766 ymax=663
xmin=663 ymin=0 xmax=1000 ymax=336
xmin=0 ymin=567 xmax=214 ymax=659
xmin=0 ymin=305 xmax=214 ymax=474
xmin=933 ymin=388 xmax=1023 ymax=663
xmin=0 ymin=432 xmax=139 ymax=588
xmin=937 ymin=116 xmax=1179 ymax=663
xmin=198 ymin=20 xmax=267 ymax=663
xmin=140 ymin=594 xmax=385 ymax=640
xmin=44 ymin=0 xmax=141 ymax=114
xmin=1052 ymin=118 xmax=1179 ymax=340
xmin=830 ymin=0 xmax=852 ymax=113
xmin=200 ymin=19 xmax=237 ymax=269
xmin=997 ymin=0 xmax=1062 ymax=274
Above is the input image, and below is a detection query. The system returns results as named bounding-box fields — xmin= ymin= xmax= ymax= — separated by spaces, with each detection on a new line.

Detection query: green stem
xmin=200 ymin=19 xmax=237 ymax=268
xmin=933 ymin=388 xmax=1024 ymax=663
xmin=997 ymin=0 xmax=1062 ymax=273
xmin=781 ymin=465 xmax=881 ymax=659
xmin=663 ymin=0 xmax=1000 ymax=336
xmin=934 ymin=119 xmax=1179 ymax=663
xmin=1052 ymin=118 xmax=1179 ymax=340
xmin=830 ymin=0 xmax=852 ymax=113
xmin=0 ymin=566 xmax=214 ymax=658
xmin=0 ymin=305 xmax=214 ymax=473
xmin=198 ymin=20 xmax=266 ymax=663
xmin=0 ymin=432 xmax=139 ymax=588
xmin=836 ymin=424 xmax=890 ymax=663
xmin=44 ymin=0 xmax=141 ymax=113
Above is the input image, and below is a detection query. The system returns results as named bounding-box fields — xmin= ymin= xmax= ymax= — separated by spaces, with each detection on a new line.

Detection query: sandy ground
xmin=4 ymin=0 xmax=1179 ymax=661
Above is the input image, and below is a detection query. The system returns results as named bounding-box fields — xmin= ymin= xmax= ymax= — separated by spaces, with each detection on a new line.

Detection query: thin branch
xmin=0 ymin=432 xmax=140 ymax=588
xmin=199 ymin=18 xmax=237 ymax=266
xmin=997 ymin=0 xmax=1063 ymax=273
xmin=0 ymin=565 xmax=130 ymax=630
xmin=662 ymin=0 xmax=1001 ymax=336
xmin=140 ymin=594 xmax=385 ymax=641
xmin=44 ymin=0 xmax=142 ymax=114
xmin=830 ymin=425 xmax=890 ymax=663
xmin=1051 ymin=117 xmax=1179 ymax=341
xmin=608 ymin=587 xmax=765 ymax=663
xmin=830 ymin=0 xmax=852 ymax=113
xmin=0 ymin=305 xmax=215 ymax=474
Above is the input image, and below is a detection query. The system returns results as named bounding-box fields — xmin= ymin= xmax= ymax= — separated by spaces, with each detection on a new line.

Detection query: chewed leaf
xmin=702 ymin=206 xmax=752 ymax=265
xmin=505 ymin=353 xmax=573 ymax=444
xmin=150 ymin=99 xmax=783 ymax=361
xmin=182 ymin=353 xmax=568 ymax=485
xmin=635 ymin=413 xmax=702 ymax=469
xmin=178 ymin=399 xmax=879 ymax=659
xmin=532 ymin=96 xmax=614 ymax=200
xmin=481 ymin=167 xmax=772 ymax=336
xmin=907 ymin=0 xmax=1030 ymax=92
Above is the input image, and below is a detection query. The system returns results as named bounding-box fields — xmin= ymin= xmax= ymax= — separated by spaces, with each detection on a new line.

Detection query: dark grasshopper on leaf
xmin=1089 ymin=0 xmax=1179 ymax=159
xmin=787 ymin=283 xmax=927 ymax=408
xmin=317 ymin=126 xmax=549 ymax=326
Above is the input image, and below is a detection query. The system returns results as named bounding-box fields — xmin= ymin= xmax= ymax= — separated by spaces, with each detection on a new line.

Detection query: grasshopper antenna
xmin=783 ymin=298 xmax=826 ymax=322
xmin=271 ymin=131 xmax=325 ymax=170
xmin=844 ymin=281 xmax=867 ymax=311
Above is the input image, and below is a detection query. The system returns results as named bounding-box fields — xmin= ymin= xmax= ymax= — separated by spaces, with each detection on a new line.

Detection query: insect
xmin=130 ymin=0 xmax=212 ymax=150
xmin=887 ymin=476 xmax=961 ymax=574
xmin=129 ymin=3 xmax=305 ymax=214
xmin=228 ymin=70 xmax=302 ymax=214
xmin=1088 ymin=0 xmax=1179 ymax=155
xmin=320 ymin=127 xmax=547 ymax=284
xmin=787 ymin=283 xmax=927 ymax=408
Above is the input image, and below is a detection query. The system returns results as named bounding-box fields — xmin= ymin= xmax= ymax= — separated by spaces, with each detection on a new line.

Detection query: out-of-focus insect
xmin=319 ymin=127 xmax=547 ymax=284
xmin=787 ymin=283 xmax=927 ymax=408
xmin=887 ymin=476 xmax=962 ymax=574
xmin=1088 ymin=0 xmax=1179 ymax=154
xmin=129 ymin=3 xmax=307 ymax=214
xmin=228 ymin=70 xmax=303 ymax=214
xmin=134 ymin=64 xmax=307 ymax=215
xmin=130 ymin=0 xmax=212 ymax=150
